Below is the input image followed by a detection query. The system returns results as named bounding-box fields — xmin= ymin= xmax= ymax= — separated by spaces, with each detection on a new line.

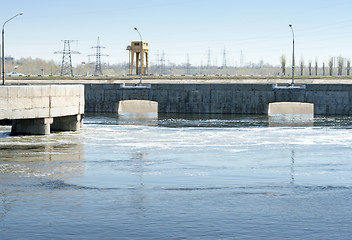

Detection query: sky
xmin=2 ymin=0 xmax=352 ymax=67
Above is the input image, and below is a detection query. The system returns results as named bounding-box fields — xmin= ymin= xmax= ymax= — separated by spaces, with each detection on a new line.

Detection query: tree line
xmin=281 ymin=55 xmax=351 ymax=76
xmin=4 ymin=56 xmax=352 ymax=77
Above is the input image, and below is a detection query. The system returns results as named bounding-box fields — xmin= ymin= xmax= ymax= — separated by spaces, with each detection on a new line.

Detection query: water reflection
xmin=118 ymin=112 xmax=158 ymax=126
xmin=290 ymin=149 xmax=295 ymax=184
xmin=0 ymin=135 xmax=85 ymax=180
xmin=0 ymin=131 xmax=85 ymax=232
xmin=268 ymin=114 xmax=314 ymax=127
xmin=128 ymin=152 xmax=150 ymax=215
xmin=131 ymin=152 xmax=149 ymax=187
xmin=0 ymin=192 xmax=10 ymax=232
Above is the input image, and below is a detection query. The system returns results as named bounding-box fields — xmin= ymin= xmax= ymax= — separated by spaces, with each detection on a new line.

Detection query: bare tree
xmin=308 ymin=61 xmax=312 ymax=76
xmin=338 ymin=56 xmax=344 ymax=76
xmin=323 ymin=62 xmax=325 ymax=76
xmin=315 ymin=59 xmax=318 ymax=76
xmin=300 ymin=59 xmax=304 ymax=76
xmin=280 ymin=55 xmax=286 ymax=76
xmin=329 ymin=57 xmax=333 ymax=76
xmin=347 ymin=59 xmax=351 ymax=76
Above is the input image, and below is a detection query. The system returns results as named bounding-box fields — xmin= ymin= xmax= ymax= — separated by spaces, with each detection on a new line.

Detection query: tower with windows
xmin=127 ymin=41 xmax=149 ymax=75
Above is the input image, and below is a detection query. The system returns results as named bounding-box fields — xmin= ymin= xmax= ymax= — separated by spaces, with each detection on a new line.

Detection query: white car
xmin=6 ymin=71 xmax=25 ymax=77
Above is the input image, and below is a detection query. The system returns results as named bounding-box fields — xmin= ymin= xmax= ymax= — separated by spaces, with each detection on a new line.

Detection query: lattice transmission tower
xmin=186 ymin=53 xmax=191 ymax=75
xmin=89 ymin=37 xmax=108 ymax=76
xmin=54 ymin=40 xmax=80 ymax=76
xmin=207 ymin=49 xmax=211 ymax=68
xmin=222 ymin=48 xmax=227 ymax=68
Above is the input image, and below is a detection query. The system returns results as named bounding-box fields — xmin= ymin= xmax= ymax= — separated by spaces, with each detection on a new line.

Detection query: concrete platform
xmin=0 ymin=85 xmax=84 ymax=135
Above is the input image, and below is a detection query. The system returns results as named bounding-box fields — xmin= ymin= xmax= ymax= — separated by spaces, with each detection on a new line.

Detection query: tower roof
xmin=130 ymin=41 xmax=149 ymax=51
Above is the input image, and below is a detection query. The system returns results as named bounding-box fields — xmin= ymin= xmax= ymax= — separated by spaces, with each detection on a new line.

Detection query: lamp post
xmin=134 ymin=27 xmax=143 ymax=86
xmin=289 ymin=24 xmax=295 ymax=86
xmin=2 ymin=12 xmax=24 ymax=85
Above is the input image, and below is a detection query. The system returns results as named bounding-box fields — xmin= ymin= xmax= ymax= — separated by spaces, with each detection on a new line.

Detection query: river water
xmin=1 ymin=114 xmax=352 ymax=239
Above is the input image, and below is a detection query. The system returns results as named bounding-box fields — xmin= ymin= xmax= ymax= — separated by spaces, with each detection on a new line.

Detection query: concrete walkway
xmin=5 ymin=78 xmax=352 ymax=85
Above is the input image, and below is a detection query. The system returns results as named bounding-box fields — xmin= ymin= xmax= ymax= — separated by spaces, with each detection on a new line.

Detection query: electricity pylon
xmin=54 ymin=40 xmax=80 ymax=76
xmin=207 ymin=49 xmax=211 ymax=68
xmin=222 ymin=48 xmax=227 ymax=69
xmin=89 ymin=37 xmax=108 ymax=76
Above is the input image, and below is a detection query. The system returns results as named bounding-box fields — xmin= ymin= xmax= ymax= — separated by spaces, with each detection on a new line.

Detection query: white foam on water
xmin=82 ymin=123 xmax=352 ymax=156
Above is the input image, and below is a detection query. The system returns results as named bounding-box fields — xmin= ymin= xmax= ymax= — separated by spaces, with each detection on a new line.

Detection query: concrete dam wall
xmin=84 ymin=84 xmax=352 ymax=115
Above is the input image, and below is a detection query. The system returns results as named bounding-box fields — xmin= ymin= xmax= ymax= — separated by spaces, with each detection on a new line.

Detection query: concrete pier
xmin=118 ymin=100 xmax=158 ymax=114
xmin=0 ymin=85 xmax=84 ymax=135
xmin=268 ymin=102 xmax=314 ymax=115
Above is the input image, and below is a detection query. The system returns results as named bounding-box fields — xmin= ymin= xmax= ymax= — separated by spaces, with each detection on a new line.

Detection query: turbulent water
xmin=1 ymin=114 xmax=352 ymax=239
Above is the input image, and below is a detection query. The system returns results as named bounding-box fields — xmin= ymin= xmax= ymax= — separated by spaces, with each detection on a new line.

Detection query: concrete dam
xmin=1 ymin=81 xmax=350 ymax=135
xmin=84 ymin=83 xmax=352 ymax=115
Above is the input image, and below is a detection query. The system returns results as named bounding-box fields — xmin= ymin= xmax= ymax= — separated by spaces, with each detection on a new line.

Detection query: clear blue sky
xmin=2 ymin=0 xmax=352 ymax=67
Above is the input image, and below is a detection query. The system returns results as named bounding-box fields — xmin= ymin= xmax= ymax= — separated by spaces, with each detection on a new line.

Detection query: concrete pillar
xmin=268 ymin=102 xmax=314 ymax=115
xmin=268 ymin=102 xmax=314 ymax=127
xmin=118 ymin=100 xmax=158 ymax=114
xmin=11 ymin=118 xmax=53 ymax=135
xmin=51 ymin=114 xmax=83 ymax=132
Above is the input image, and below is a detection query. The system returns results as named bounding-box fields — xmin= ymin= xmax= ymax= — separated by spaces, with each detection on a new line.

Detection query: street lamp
xmin=134 ymin=27 xmax=143 ymax=86
xmin=2 ymin=12 xmax=24 ymax=85
xmin=289 ymin=24 xmax=295 ymax=86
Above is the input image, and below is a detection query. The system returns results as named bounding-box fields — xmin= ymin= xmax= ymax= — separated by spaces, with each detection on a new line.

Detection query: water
xmin=1 ymin=114 xmax=352 ymax=239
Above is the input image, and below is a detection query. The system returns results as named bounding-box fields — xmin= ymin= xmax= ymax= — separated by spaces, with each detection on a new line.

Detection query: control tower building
xmin=127 ymin=41 xmax=149 ymax=75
